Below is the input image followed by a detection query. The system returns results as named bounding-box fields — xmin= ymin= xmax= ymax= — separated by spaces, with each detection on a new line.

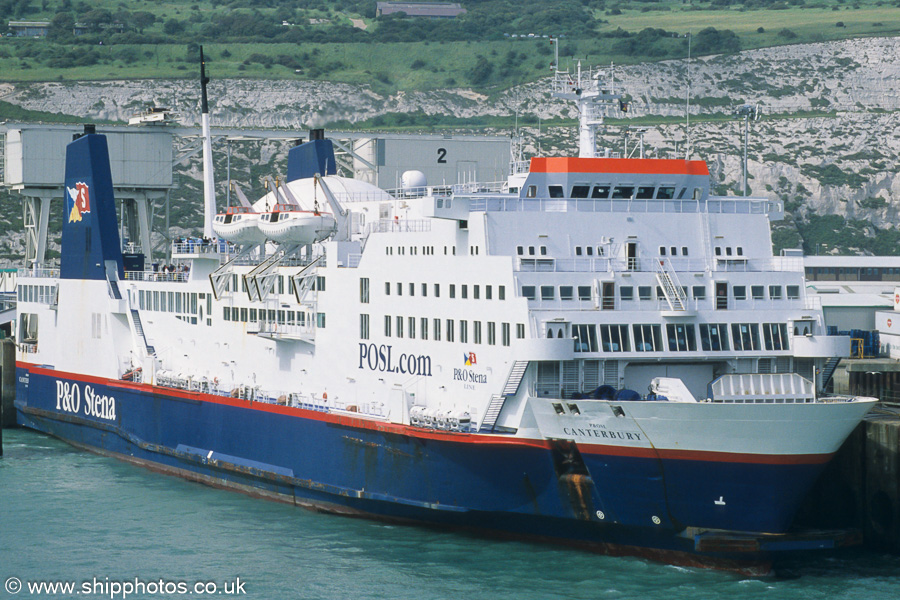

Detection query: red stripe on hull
xmin=18 ymin=361 xmax=832 ymax=465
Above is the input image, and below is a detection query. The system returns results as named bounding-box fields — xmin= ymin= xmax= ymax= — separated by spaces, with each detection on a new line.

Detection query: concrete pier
xmin=865 ymin=413 xmax=900 ymax=550
xmin=1 ymin=338 xmax=15 ymax=454
xmin=798 ymin=406 xmax=900 ymax=553
xmin=0 ymin=338 xmax=15 ymax=455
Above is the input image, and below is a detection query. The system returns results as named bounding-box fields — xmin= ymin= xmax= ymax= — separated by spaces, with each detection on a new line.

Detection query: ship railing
xmin=312 ymin=189 xmax=396 ymax=204
xmin=510 ymin=160 xmax=530 ymax=174
xmin=0 ymin=295 xmax=15 ymax=312
xmin=451 ymin=181 xmax=508 ymax=194
xmin=124 ymin=270 xmax=189 ymax=283
xmin=525 ymin=294 xmax=809 ymax=312
xmin=367 ymin=219 xmax=432 ymax=234
xmin=19 ymin=341 xmax=38 ymax=354
xmin=171 ymin=239 xmax=232 ymax=255
xmin=17 ymin=267 xmax=60 ymax=279
xmin=465 ymin=196 xmax=780 ymax=216
xmin=515 ymin=257 xmax=804 ymax=274
xmin=255 ymin=319 xmax=316 ymax=338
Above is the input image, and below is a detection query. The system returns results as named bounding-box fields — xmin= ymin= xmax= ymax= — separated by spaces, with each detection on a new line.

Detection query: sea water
xmin=1 ymin=429 xmax=899 ymax=600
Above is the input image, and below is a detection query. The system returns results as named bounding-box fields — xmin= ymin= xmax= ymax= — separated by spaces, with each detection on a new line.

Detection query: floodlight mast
xmin=735 ymin=104 xmax=760 ymax=196
xmin=200 ymin=46 xmax=216 ymax=239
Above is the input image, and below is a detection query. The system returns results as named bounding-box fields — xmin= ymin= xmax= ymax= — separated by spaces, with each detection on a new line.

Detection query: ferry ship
xmin=13 ymin=65 xmax=876 ymax=574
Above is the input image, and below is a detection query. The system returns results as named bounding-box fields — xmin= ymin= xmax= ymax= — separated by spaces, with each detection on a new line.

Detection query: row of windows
xmin=574 ymin=246 xmax=606 ymax=257
xmin=805 ymin=266 xmax=900 ymax=282
xmin=222 ymin=274 xmax=324 ymax=295
xmin=364 ymin=314 xmax=524 ymax=346
xmin=714 ymin=246 xmax=744 ymax=257
xmin=660 ymin=246 xmax=689 ymax=257
xmin=571 ymin=322 xmax=790 ymax=353
xmin=517 ymin=245 xmax=547 ymax=256
xmin=523 ymin=284 xmax=801 ymax=302
xmin=224 ymin=306 xmax=309 ymax=325
xmin=386 ymin=246 xmax=454 ymax=256
xmin=18 ymin=284 xmax=55 ymax=304
xmin=224 ymin=306 xmax=325 ymax=328
xmin=526 ymin=184 xmax=700 ymax=201
xmin=375 ymin=280 xmax=507 ymax=301
xmin=138 ymin=289 xmax=200 ymax=315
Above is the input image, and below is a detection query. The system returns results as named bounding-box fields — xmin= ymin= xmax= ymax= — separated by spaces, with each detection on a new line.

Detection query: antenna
xmin=685 ymin=30 xmax=692 ymax=160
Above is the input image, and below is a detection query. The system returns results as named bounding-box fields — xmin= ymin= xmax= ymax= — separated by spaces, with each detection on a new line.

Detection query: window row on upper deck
xmin=525 ymin=184 xmax=703 ymax=201
xmin=568 ymin=322 xmax=790 ymax=354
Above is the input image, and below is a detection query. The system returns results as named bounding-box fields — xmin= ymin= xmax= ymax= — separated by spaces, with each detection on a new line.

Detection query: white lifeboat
xmin=212 ymin=206 xmax=266 ymax=245
xmin=257 ymin=204 xmax=337 ymax=244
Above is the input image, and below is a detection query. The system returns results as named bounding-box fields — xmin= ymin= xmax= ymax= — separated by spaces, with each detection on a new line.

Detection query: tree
xmin=163 ymin=18 xmax=185 ymax=36
xmin=132 ymin=11 xmax=156 ymax=34
xmin=47 ymin=12 xmax=75 ymax=41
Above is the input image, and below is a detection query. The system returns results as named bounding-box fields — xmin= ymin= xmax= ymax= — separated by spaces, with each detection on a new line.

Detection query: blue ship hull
xmin=15 ymin=363 xmax=856 ymax=574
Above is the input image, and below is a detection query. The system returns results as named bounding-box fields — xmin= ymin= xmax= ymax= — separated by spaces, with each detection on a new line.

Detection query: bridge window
xmin=578 ymin=286 xmax=591 ymax=301
xmin=591 ymin=185 xmax=610 ymax=199
xmin=636 ymin=186 xmax=655 ymax=200
xmin=549 ymin=185 xmax=565 ymax=198
xmin=787 ymin=285 xmax=800 ymax=300
xmin=612 ymin=186 xmax=634 ymax=199
xmin=522 ymin=286 xmax=536 ymax=300
xmin=560 ymin=286 xmax=574 ymax=301
xmin=571 ymin=185 xmax=590 ymax=198
xmin=656 ymin=187 xmax=675 ymax=199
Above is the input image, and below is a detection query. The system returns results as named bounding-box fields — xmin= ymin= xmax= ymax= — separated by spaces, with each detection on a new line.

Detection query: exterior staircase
xmin=479 ymin=360 xmax=529 ymax=433
xmin=820 ymin=357 xmax=841 ymax=391
xmin=653 ymin=258 xmax=687 ymax=311
xmin=130 ymin=309 xmax=155 ymax=356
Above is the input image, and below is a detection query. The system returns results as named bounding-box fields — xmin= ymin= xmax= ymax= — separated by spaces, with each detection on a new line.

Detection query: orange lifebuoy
xmin=322 ymin=392 xmax=328 ymax=399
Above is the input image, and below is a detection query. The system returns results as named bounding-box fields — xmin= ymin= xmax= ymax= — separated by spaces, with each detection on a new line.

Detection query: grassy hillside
xmin=0 ymin=0 xmax=898 ymax=91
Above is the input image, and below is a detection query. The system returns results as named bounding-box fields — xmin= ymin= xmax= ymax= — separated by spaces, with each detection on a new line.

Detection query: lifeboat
xmin=257 ymin=204 xmax=337 ymax=244
xmin=212 ymin=206 xmax=266 ymax=244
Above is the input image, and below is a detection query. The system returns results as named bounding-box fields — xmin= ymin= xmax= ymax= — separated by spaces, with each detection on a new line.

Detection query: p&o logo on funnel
xmin=66 ymin=181 xmax=91 ymax=223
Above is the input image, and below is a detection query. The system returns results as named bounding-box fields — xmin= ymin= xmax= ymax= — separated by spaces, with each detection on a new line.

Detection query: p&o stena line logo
xmin=454 ymin=352 xmax=486 ymax=387
xmin=66 ymin=181 xmax=91 ymax=223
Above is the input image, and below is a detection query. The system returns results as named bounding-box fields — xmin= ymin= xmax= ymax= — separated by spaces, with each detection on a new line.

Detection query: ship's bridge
xmin=518 ymin=157 xmax=711 ymax=203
